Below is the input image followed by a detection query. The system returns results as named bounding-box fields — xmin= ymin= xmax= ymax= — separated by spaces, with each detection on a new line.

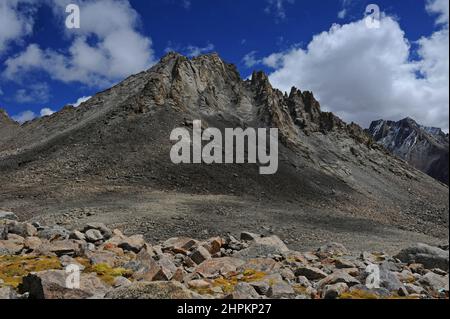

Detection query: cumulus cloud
xmin=0 ymin=0 xmax=36 ymax=55
xmin=3 ymin=0 xmax=155 ymax=87
xmin=12 ymin=110 xmax=36 ymax=124
xmin=71 ymin=95 xmax=91 ymax=107
xmin=242 ymin=51 xmax=260 ymax=68
xmin=260 ymin=4 xmax=449 ymax=131
xmin=426 ymin=0 xmax=449 ymax=25
xmin=40 ymin=107 xmax=54 ymax=116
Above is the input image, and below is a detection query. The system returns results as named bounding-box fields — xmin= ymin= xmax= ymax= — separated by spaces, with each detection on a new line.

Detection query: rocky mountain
xmin=0 ymin=52 xmax=448 ymax=254
xmin=368 ymin=118 xmax=449 ymax=185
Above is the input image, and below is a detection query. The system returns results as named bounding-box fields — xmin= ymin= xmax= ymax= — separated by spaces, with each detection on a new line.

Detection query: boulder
xmin=83 ymin=223 xmax=112 ymax=240
xmin=234 ymin=235 xmax=289 ymax=259
xmin=105 ymin=281 xmax=201 ymax=299
xmin=378 ymin=262 xmax=405 ymax=292
xmin=162 ymin=237 xmax=197 ymax=254
xmin=0 ymin=211 xmax=18 ymax=220
xmin=322 ymin=282 xmax=348 ymax=299
xmin=226 ymin=282 xmax=261 ymax=299
xmin=418 ymin=272 xmax=449 ymax=292
xmin=20 ymin=270 xmax=109 ymax=299
xmin=194 ymin=257 xmax=245 ymax=278
xmin=395 ymin=243 xmax=449 ymax=271
xmin=37 ymin=226 xmax=70 ymax=240
xmin=189 ymin=246 xmax=211 ymax=265
xmin=85 ymin=229 xmax=104 ymax=243
xmin=317 ymin=270 xmax=360 ymax=289
xmin=7 ymin=221 xmax=37 ymax=237
xmin=294 ymin=266 xmax=327 ymax=280
xmin=240 ymin=232 xmax=261 ymax=241
xmin=266 ymin=281 xmax=295 ymax=298
xmin=0 ymin=286 xmax=18 ymax=299
xmin=118 ymin=235 xmax=145 ymax=253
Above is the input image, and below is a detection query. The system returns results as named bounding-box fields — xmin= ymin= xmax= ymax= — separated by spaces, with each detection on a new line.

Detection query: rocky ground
xmin=1 ymin=211 xmax=448 ymax=300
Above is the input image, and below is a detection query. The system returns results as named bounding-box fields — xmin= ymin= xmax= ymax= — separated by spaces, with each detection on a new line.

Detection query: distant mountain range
xmin=368 ymin=118 xmax=449 ymax=185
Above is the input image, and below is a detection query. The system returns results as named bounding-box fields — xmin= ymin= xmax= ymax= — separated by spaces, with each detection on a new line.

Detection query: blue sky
xmin=0 ymin=0 xmax=448 ymax=131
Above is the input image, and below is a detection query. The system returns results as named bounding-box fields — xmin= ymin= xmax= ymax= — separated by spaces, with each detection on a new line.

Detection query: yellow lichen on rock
xmin=0 ymin=255 xmax=62 ymax=288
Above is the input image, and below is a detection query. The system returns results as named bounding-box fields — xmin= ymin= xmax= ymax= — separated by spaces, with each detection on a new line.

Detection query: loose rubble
xmin=0 ymin=213 xmax=448 ymax=299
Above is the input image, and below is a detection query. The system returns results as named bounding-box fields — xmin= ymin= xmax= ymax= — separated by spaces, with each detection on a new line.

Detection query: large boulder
xmin=20 ymin=270 xmax=109 ymax=299
xmin=234 ymin=236 xmax=289 ymax=259
xmin=395 ymin=243 xmax=449 ymax=271
xmin=105 ymin=281 xmax=201 ymax=299
xmin=0 ymin=211 xmax=18 ymax=221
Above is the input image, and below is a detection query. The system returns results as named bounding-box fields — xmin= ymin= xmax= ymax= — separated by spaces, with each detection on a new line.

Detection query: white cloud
xmin=185 ymin=43 xmax=215 ymax=57
xmin=71 ymin=95 xmax=91 ymax=107
xmin=242 ymin=51 xmax=260 ymax=68
xmin=265 ymin=0 xmax=295 ymax=21
xmin=337 ymin=9 xmax=347 ymax=19
xmin=426 ymin=0 xmax=449 ymax=25
xmin=12 ymin=110 xmax=36 ymax=124
xmin=3 ymin=0 xmax=155 ymax=87
xmin=14 ymin=83 xmax=50 ymax=104
xmin=40 ymin=107 xmax=54 ymax=116
xmin=262 ymin=8 xmax=449 ymax=131
xmin=165 ymin=42 xmax=215 ymax=58
xmin=0 ymin=0 xmax=36 ymax=55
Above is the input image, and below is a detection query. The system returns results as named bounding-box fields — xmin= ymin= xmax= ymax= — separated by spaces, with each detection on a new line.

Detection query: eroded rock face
xmin=395 ymin=243 xmax=449 ymax=271
xmin=368 ymin=118 xmax=449 ymax=185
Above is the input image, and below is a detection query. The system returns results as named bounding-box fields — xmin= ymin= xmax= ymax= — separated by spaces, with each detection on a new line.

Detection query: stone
xmin=113 ymin=276 xmax=132 ymax=288
xmin=23 ymin=236 xmax=42 ymax=251
xmin=317 ymin=243 xmax=348 ymax=258
xmin=250 ymin=281 xmax=270 ymax=295
xmin=240 ymin=232 xmax=261 ymax=241
xmin=69 ymin=230 xmax=86 ymax=241
xmin=418 ymin=272 xmax=449 ymax=292
xmin=378 ymin=262 xmax=405 ymax=292
xmin=162 ymin=237 xmax=197 ymax=254
xmin=294 ymin=266 xmax=328 ymax=280
xmin=234 ymin=235 xmax=289 ymax=259
xmin=83 ymin=223 xmax=112 ymax=240
xmin=0 ymin=286 xmax=18 ymax=299
xmin=194 ymin=257 xmax=245 ymax=277
xmin=334 ymin=258 xmax=355 ymax=269
xmin=202 ymin=237 xmax=223 ymax=255
xmin=0 ymin=238 xmax=24 ymax=255
xmin=322 ymin=282 xmax=348 ymax=299
xmin=7 ymin=221 xmax=37 ymax=237
xmin=0 ymin=211 xmax=17 ymax=220
xmin=317 ymin=270 xmax=360 ymax=289
xmin=395 ymin=243 xmax=449 ymax=271
xmin=20 ymin=270 xmax=109 ymax=299
xmin=153 ymin=255 xmax=178 ymax=281
xmin=89 ymin=251 xmax=118 ymax=267
xmin=37 ymin=240 xmax=81 ymax=257
xmin=105 ymin=281 xmax=201 ymax=299
xmin=37 ymin=226 xmax=70 ymax=240
xmin=404 ymin=283 xmax=426 ymax=295
xmin=226 ymin=282 xmax=260 ymax=299
xmin=118 ymin=235 xmax=145 ymax=253
xmin=189 ymin=246 xmax=211 ymax=265
xmin=85 ymin=229 xmax=104 ymax=243
xmin=267 ymin=281 xmax=296 ymax=298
